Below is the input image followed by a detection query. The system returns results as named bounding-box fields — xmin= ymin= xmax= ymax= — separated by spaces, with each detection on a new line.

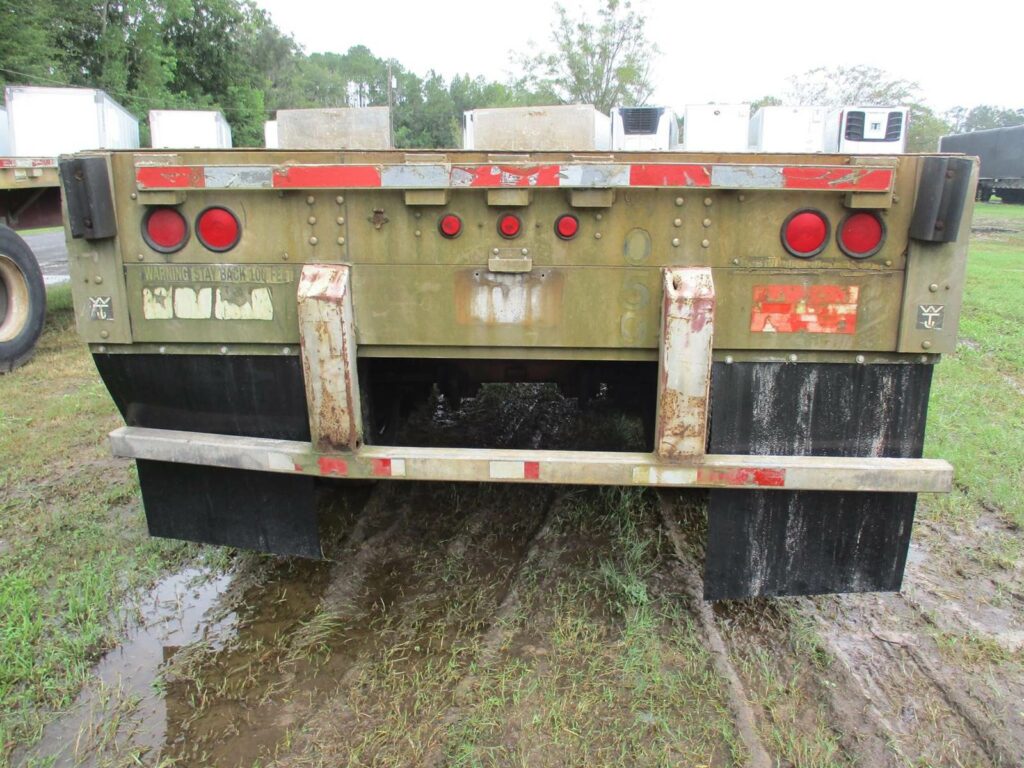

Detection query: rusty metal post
xmin=297 ymin=264 xmax=363 ymax=451
xmin=655 ymin=267 xmax=715 ymax=459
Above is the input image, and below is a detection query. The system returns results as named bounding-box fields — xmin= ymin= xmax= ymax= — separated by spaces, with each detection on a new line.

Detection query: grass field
xmin=1 ymin=202 xmax=1022 ymax=766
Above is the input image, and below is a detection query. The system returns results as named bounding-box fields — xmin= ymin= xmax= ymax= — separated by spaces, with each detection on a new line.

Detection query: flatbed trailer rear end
xmin=60 ymin=148 xmax=976 ymax=599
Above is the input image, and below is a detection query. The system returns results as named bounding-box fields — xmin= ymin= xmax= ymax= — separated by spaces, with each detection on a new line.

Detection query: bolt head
xmin=672 ymin=238 xmax=680 ymax=247
xmin=675 ymin=197 xmax=684 ymax=206
xmin=306 ymin=195 xmax=315 ymax=205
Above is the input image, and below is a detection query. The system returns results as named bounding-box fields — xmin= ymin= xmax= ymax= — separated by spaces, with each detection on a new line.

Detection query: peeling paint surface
xmin=297 ymin=265 xmax=363 ymax=452
xmin=655 ymin=268 xmax=715 ymax=459
xmin=141 ymin=285 xmax=273 ymax=321
xmin=450 ymin=164 xmax=562 ymax=188
xmin=455 ymin=270 xmax=563 ymax=327
xmin=750 ymin=284 xmax=859 ymax=334
xmin=133 ymin=161 xmax=894 ymax=192
xmin=172 ymin=287 xmax=213 ymax=319
xmin=214 ymin=287 xmax=273 ymax=320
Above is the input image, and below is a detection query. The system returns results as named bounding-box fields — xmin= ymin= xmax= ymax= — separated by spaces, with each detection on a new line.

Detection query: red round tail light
xmin=555 ymin=214 xmax=579 ymax=240
xmin=497 ymin=213 xmax=521 ymax=239
xmin=196 ymin=207 xmax=241 ymax=252
xmin=781 ymin=209 xmax=829 ymax=258
xmin=439 ymin=213 xmax=462 ymax=238
xmin=142 ymin=207 xmax=188 ymax=253
xmin=838 ymin=212 xmax=885 ymax=259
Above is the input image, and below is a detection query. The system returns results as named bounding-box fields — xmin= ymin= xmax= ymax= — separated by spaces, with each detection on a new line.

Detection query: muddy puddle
xmin=17 ymin=566 xmax=236 ymax=766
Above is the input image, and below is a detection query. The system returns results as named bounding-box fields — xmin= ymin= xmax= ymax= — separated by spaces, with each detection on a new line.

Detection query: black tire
xmin=0 ymin=226 xmax=47 ymax=373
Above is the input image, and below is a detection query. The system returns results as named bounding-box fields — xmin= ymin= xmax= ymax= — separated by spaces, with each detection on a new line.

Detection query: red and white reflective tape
xmin=488 ymin=460 xmax=541 ymax=480
xmin=0 ymin=157 xmax=58 ymax=169
xmin=134 ymin=162 xmax=894 ymax=193
xmin=110 ymin=427 xmax=954 ymax=494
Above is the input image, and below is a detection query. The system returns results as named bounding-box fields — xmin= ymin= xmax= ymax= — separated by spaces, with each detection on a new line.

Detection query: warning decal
xmin=750 ymin=284 xmax=859 ymax=335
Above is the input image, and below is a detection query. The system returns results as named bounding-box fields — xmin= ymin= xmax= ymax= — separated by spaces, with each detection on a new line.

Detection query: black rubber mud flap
xmin=95 ymin=353 xmax=322 ymax=556
xmin=137 ymin=461 xmax=322 ymax=558
xmin=705 ymin=491 xmax=916 ymax=600
xmin=703 ymin=362 xmax=931 ymax=600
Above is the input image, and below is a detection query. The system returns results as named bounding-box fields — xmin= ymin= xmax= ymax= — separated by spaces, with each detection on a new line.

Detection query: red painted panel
xmin=451 ymin=165 xmax=562 ymax=188
xmin=750 ymin=284 xmax=859 ymax=335
xmin=524 ymin=461 xmax=540 ymax=480
xmin=697 ymin=467 xmax=787 ymax=487
xmin=782 ymin=167 xmax=892 ymax=191
xmin=318 ymin=456 xmax=349 ymax=476
xmin=372 ymin=458 xmax=392 ymax=477
xmin=272 ymin=165 xmax=382 ymax=189
xmin=136 ymin=166 xmax=205 ymax=189
xmin=629 ymin=164 xmax=711 ymax=187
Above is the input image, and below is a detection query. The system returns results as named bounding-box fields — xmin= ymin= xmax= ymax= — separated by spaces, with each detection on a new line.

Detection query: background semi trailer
xmin=1 ymin=86 xmax=138 ymax=371
xmin=149 ymin=110 xmax=233 ymax=149
xmin=940 ymin=124 xmax=1024 ymax=203
xmin=59 ymin=144 xmax=975 ymax=600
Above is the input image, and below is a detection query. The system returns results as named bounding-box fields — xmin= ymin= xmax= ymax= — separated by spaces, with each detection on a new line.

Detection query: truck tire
xmin=0 ymin=227 xmax=47 ymax=373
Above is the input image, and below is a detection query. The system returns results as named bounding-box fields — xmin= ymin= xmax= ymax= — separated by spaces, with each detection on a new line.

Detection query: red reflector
xmin=439 ymin=213 xmax=462 ymax=238
xmin=143 ymin=207 xmax=188 ymax=252
xmin=196 ymin=207 xmax=241 ymax=252
xmin=781 ymin=210 xmax=829 ymax=258
xmin=498 ymin=213 xmax=521 ymax=238
xmin=555 ymin=214 xmax=579 ymax=240
xmin=838 ymin=212 xmax=885 ymax=258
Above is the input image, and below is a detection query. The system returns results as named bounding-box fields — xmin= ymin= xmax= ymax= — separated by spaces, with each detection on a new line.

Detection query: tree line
xmin=1 ymin=1 xmax=1020 ymax=151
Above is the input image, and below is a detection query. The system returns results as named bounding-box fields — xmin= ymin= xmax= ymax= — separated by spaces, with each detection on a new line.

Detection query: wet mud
xmin=17 ymin=387 xmax=1024 ymax=767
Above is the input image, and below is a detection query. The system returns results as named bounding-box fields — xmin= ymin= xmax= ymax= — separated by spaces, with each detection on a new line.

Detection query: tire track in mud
xmin=263 ymin=481 xmax=556 ymax=767
xmin=803 ymin=586 xmax=1021 ymax=768
xmin=656 ymin=491 xmax=773 ymax=768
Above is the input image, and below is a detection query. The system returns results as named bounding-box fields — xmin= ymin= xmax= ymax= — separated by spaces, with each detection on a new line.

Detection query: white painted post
xmin=655 ymin=267 xmax=716 ymax=459
xmin=297 ymin=264 xmax=363 ymax=451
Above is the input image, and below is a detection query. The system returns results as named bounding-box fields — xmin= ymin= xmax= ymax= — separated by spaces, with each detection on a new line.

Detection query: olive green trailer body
xmin=60 ymin=148 xmax=976 ymax=599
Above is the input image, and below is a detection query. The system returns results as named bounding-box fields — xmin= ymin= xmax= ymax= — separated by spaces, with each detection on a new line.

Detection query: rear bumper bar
xmin=109 ymin=426 xmax=952 ymax=493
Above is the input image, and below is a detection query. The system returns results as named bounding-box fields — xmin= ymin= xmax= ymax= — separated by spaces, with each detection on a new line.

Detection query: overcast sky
xmin=256 ymin=0 xmax=1021 ymax=113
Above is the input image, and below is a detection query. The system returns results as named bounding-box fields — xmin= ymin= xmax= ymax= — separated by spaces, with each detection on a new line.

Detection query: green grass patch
xmin=0 ymin=300 xmax=197 ymax=763
xmin=920 ymin=204 xmax=1024 ymax=549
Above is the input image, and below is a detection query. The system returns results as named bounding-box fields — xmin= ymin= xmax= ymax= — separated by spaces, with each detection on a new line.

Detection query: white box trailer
xmin=748 ymin=106 xmax=827 ymax=153
xmin=264 ymin=120 xmax=279 ymax=149
xmin=611 ymin=107 xmax=678 ymax=151
xmin=0 ymin=107 xmax=10 ymax=155
xmin=823 ymin=106 xmax=908 ymax=154
xmin=149 ymin=110 xmax=232 ymax=149
xmin=683 ymin=104 xmax=750 ymax=152
xmin=4 ymin=86 xmax=139 ymax=156
xmin=277 ymin=107 xmax=391 ymax=150
xmin=463 ymin=105 xmax=611 ymax=151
